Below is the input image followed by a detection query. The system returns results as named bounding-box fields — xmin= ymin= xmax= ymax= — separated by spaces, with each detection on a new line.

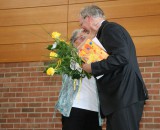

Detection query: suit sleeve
xmin=91 ymin=26 xmax=130 ymax=76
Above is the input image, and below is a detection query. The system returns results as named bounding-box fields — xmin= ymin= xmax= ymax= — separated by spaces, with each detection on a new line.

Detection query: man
xmin=79 ymin=5 xmax=148 ymax=130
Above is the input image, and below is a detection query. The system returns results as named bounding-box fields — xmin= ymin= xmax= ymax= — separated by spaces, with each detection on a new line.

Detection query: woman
xmin=55 ymin=29 xmax=102 ymax=130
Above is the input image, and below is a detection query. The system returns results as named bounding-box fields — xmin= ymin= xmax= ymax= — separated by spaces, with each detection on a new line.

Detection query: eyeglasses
xmin=74 ymin=36 xmax=86 ymax=43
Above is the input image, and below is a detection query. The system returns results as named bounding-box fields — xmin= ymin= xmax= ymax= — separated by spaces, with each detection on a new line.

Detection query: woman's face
xmin=74 ymin=30 xmax=89 ymax=48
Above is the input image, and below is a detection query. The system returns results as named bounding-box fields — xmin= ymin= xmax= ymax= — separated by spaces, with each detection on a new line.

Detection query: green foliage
xmin=45 ymin=38 xmax=91 ymax=79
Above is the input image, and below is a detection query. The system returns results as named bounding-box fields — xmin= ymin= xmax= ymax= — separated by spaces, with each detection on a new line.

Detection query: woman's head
xmin=70 ymin=29 xmax=89 ymax=48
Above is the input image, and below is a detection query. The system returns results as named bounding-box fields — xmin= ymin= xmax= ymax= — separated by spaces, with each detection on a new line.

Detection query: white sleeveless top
xmin=72 ymin=76 xmax=99 ymax=112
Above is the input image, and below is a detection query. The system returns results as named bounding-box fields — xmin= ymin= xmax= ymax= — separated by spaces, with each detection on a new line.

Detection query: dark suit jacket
xmin=91 ymin=21 xmax=148 ymax=116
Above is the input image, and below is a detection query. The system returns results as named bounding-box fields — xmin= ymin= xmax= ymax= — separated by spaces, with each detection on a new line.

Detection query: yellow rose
xmin=52 ymin=32 xmax=61 ymax=39
xmin=50 ymin=52 xmax=58 ymax=59
xmin=60 ymin=39 xmax=65 ymax=42
xmin=66 ymin=42 xmax=70 ymax=45
xmin=60 ymin=39 xmax=69 ymax=45
xmin=46 ymin=67 xmax=55 ymax=76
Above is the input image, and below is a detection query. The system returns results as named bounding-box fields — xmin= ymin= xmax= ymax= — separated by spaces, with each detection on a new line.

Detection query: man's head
xmin=79 ymin=5 xmax=105 ymax=32
xmin=70 ymin=29 xmax=89 ymax=48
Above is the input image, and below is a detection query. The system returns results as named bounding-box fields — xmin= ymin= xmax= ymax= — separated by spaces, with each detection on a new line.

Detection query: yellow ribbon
xmin=55 ymin=59 xmax=61 ymax=70
xmin=73 ymin=79 xmax=77 ymax=90
xmin=77 ymin=77 xmax=82 ymax=101
xmin=73 ymin=77 xmax=82 ymax=103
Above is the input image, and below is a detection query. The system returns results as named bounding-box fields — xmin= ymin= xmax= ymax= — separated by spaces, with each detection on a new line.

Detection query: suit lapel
xmin=96 ymin=20 xmax=110 ymax=52
xmin=97 ymin=20 xmax=109 ymax=39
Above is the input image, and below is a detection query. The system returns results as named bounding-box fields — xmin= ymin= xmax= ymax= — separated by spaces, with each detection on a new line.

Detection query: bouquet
xmin=44 ymin=32 xmax=91 ymax=79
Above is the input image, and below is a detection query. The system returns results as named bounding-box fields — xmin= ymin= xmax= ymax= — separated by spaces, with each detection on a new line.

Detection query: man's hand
xmin=82 ymin=63 xmax=92 ymax=73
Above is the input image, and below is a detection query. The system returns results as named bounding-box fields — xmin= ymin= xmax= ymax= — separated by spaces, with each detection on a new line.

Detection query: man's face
xmin=79 ymin=16 xmax=91 ymax=32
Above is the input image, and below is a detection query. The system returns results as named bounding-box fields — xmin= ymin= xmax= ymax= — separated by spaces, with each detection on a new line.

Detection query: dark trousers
xmin=106 ymin=101 xmax=144 ymax=130
xmin=62 ymin=107 xmax=102 ymax=130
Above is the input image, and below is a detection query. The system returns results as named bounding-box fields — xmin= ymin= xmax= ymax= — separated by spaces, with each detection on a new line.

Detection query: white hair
xmin=80 ymin=5 xmax=105 ymax=19
xmin=70 ymin=29 xmax=82 ymax=44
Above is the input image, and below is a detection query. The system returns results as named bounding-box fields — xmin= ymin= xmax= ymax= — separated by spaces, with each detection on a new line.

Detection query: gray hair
xmin=70 ymin=29 xmax=82 ymax=44
xmin=80 ymin=5 xmax=105 ymax=19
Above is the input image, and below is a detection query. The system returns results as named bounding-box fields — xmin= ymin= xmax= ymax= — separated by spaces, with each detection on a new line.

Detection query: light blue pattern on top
xmin=54 ymin=74 xmax=103 ymax=125
xmin=55 ymin=74 xmax=79 ymax=117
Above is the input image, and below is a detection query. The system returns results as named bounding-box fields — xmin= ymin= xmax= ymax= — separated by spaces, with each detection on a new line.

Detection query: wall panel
xmin=0 ymin=0 xmax=68 ymax=9
xmin=0 ymin=42 xmax=50 ymax=62
xmin=133 ymin=36 xmax=160 ymax=56
xmin=69 ymin=0 xmax=105 ymax=4
xmin=68 ymin=21 xmax=160 ymax=56
xmin=68 ymin=15 xmax=160 ymax=37
xmin=112 ymin=15 xmax=160 ymax=37
xmin=0 ymin=23 xmax=67 ymax=45
xmin=0 ymin=5 xmax=68 ymax=26
xmin=0 ymin=0 xmax=160 ymax=62
xmin=69 ymin=24 xmax=160 ymax=56
xmin=68 ymin=0 xmax=160 ymax=22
